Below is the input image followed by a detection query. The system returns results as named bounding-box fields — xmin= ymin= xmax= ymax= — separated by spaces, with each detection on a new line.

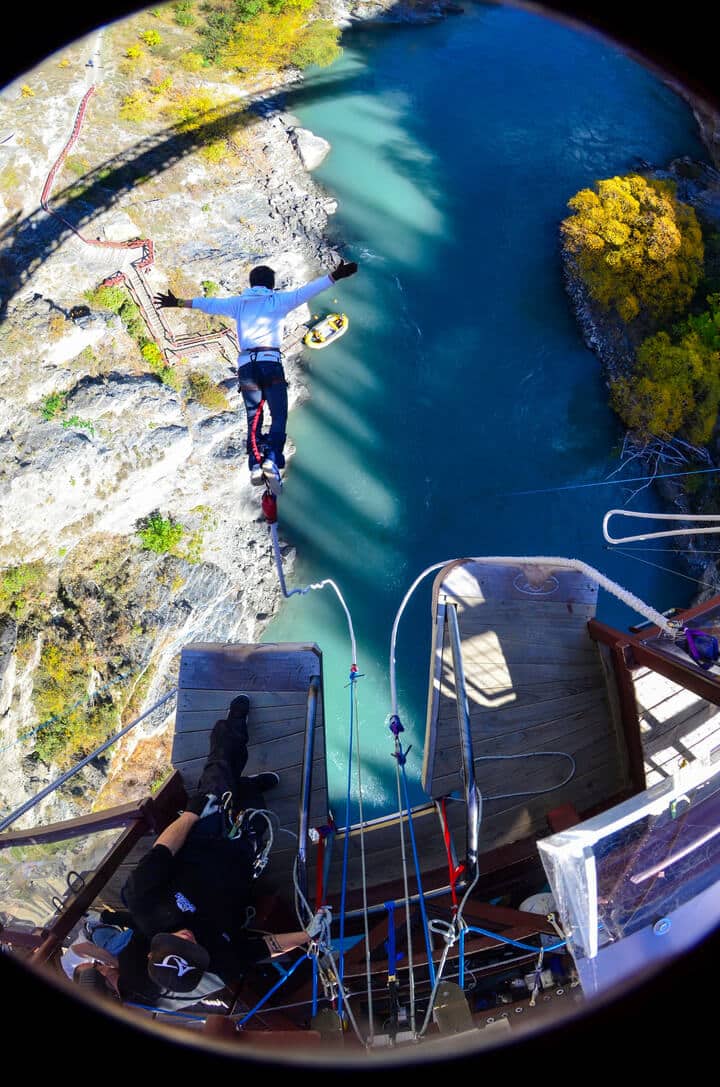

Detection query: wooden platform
xmin=422 ymin=559 xmax=632 ymax=860
xmin=171 ymin=642 xmax=330 ymax=903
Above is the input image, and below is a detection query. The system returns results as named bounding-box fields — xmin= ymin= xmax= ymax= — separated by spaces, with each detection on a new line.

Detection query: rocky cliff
xmin=0 ymin=1 xmax=453 ymax=828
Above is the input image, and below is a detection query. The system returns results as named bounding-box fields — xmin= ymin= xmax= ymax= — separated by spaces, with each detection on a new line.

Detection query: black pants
xmin=196 ymin=715 xmax=266 ymax=816
xmin=237 ymin=355 xmax=288 ymax=470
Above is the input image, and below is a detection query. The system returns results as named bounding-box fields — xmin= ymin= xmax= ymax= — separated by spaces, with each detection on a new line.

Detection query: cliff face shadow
xmin=0 ymin=73 xmax=356 ymax=322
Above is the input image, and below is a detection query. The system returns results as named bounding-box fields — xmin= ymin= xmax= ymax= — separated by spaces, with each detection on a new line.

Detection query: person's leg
xmin=238 ymin=363 xmax=266 ymax=472
xmin=258 ymin=359 xmax=288 ymax=469
xmin=196 ymin=696 xmax=250 ymax=801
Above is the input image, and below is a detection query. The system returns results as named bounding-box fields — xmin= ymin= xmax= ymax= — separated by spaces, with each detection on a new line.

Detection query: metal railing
xmin=0 ymin=688 xmax=178 ymax=835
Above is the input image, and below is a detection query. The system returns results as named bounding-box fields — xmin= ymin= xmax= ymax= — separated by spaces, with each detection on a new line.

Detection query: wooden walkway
xmin=633 ymin=666 xmax=720 ymax=786
xmin=422 ymin=559 xmax=632 ymax=860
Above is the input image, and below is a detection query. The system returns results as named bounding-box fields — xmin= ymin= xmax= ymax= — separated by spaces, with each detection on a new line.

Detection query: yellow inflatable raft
xmin=303 ymin=312 xmax=349 ymax=349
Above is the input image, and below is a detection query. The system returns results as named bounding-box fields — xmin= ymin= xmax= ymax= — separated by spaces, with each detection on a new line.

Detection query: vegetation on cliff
xmin=610 ymin=294 xmax=720 ymax=443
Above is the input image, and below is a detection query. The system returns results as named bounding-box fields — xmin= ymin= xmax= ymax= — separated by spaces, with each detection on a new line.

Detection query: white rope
xmin=390 ymin=561 xmax=449 ymax=715
xmin=269 ymin=522 xmax=357 ymax=663
xmin=604 ymin=509 xmax=720 ymax=545
xmin=350 ymin=677 xmax=375 ymax=1044
xmin=475 ymin=751 xmax=576 ymax=801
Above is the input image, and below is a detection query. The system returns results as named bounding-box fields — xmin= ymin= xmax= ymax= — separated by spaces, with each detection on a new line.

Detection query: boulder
xmin=290 ymin=127 xmax=331 ymax=172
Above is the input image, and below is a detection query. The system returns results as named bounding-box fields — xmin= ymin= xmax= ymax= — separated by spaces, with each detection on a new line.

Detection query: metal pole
xmin=446 ymin=603 xmax=481 ymax=882
xmin=296 ymin=674 xmax=320 ymax=907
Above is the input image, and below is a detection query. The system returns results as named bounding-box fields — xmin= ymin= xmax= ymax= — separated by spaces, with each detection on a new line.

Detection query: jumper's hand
xmin=330 ymin=261 xmax=358 ymax=282
xmin=154 ymin=290 xmax=181 ymax=309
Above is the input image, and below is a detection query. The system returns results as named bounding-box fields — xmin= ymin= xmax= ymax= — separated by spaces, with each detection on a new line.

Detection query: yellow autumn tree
xmin=610 ymin=296 xmax=720 ymax=443
xmin=221 ymin=0 xmax=322 ymax=74
xmin=561 ymin=175 xmax=704 ymax=324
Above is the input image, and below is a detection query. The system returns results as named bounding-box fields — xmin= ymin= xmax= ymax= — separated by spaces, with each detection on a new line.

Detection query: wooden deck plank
xmin=435 ymin=686 xmax=610 ymax=737
xmin=172 ymin=713 xmax=315 ymax=764
xmin=432 ymin=703 xmax=616 ymax=783
xmin=632 ymin=665 xmax=720 ymax=784
xmin=436 ymin=559 xmax=599 ymax=609
xmin=177 ymin=689 xmax=309 ymax=713
xmin=173 ymin=729 xmax=320 ymax=777
xmin=178 ymin=643 xmax=321 ymax=692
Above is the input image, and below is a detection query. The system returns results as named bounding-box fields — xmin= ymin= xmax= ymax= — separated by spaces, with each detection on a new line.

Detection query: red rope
xmin=315 ymin=833 xmax=326 ymax=909
xmin=440 ymin=797 xmax=465 ymax=915
xmin=250 ymin=397 xmax=266 ymax=465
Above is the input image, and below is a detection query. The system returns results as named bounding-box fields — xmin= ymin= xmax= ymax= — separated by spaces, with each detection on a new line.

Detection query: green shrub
xmin=202 ymin=280 xmax=219 ymax=296
xmin=136 ymin=510 xmax=184 ymax=554
xmin=0 ymin=562 xmax=48 ymax=620
xmin=86 ymin=284 xmax=128 ymax=313
xmin=186 ymin=370 xmax=229 ymax=411
xmin=41 ymin=392 xmax=67 ymax=420
xmin=141 ymin=341 xmax=165 ymax=372
xmin=33 ymin=640 xmax=117 ymax=767
xmin=139 ymin=29 xmax=163 ymax=48
xmin=119 ymin=299 xmax=145 ymax=340
xmin=173 ymin=0 xmax=195 ymax=25
xmin=62 ymin=415 xmax=95 ymax=435
xmin=120 ymin=92 xmax=149 ymax=123
xmin=561 ymin=174 xmax=704 ymax=324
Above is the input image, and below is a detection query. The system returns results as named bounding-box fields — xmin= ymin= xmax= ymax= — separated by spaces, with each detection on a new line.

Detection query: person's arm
xmin=262 ymin=930 xmax=312 ymax=958
xmin=123 ymin=811 xmax=199 ymax=915
xmin=70 ymin=941 xmax=119 ymax=967
xmin=154 ymin=289 xmax=238 ymax=318
xmin=276 ymin=261 xmax=358 ymax=315
xmin=154 ymin=810 xmax=199 ymax=855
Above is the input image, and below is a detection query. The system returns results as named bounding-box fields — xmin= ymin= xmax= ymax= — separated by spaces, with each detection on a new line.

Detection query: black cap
xmin=148 ymin=933 xmax=210 ymax=993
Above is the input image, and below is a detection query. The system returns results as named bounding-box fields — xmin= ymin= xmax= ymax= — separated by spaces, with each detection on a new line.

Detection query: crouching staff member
xmin=153 ymin=259 xmax=358 ymax=496
xmin=122 ymin=695 xmax=313 ymax=993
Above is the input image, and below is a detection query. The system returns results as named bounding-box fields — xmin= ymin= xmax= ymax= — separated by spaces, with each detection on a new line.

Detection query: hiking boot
xmin=262 ymin=458 xmax=283 ymax=497
xmin=250 ymin=462 xmax=264 ymax=486
xmin=248 ymin=771 xmax=280 ymax=792
xmin=228 ymin=695 xmax=250 ymax=719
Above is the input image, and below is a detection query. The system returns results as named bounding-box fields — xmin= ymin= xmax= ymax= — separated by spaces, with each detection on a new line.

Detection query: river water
xmin=265 ymin=2 xmax=711 ymax=820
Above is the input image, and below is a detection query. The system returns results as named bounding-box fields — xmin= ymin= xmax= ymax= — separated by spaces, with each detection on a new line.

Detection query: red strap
xmin=315 ymin=833 xmax=326 ymax=908
xmin=250 ymin=397 xmax=266 ymax=465
xmin=440 ymin=798 xmax=465 ymax=914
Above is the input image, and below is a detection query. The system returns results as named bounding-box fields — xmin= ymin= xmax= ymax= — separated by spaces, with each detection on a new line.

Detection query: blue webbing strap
xmin=337 ymin=667 xmax=359 ymax=1021
xmin=235 ymin=953 xmax=309 ymax=1029
xmin=389 ymin=717 xmax=436 ymax=988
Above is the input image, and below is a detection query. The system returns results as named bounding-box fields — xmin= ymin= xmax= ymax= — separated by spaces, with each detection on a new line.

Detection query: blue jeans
xmin=238 ymin=354 xmax=288 ymax=471
xmin=91 ymin=926 xmax=134 ymax=955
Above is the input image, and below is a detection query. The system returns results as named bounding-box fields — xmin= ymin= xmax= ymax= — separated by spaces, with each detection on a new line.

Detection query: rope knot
xmin=388 ymin=714 xmax=404 ymax=737
xmin=392 ymin=744 xmax=412 ymax=766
